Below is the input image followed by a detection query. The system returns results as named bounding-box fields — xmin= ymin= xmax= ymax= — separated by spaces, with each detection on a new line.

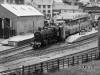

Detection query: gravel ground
xmin=3 ymin=39 xmax=97 ymax=70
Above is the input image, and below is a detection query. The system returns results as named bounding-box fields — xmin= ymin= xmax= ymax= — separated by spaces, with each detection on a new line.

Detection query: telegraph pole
xmin=2 ymin=18 xmax=4 ymax=39
xmin=79 ymin=20 xmax=81 ymax=35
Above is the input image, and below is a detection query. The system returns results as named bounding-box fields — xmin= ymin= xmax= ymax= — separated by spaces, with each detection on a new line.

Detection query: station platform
xmin=0 ymin=33 xmax=34 ymax=47
xmin=66 ymin=28 xmax=98 ymax=43
xmin=0 ymin=39 xmax=14 ymax=51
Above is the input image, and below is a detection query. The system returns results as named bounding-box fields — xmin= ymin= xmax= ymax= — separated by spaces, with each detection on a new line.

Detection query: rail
xmin=0 ymin=44 xmax=31 ymax=56
xmin=0 ymin=47 xmax=99 ymax=75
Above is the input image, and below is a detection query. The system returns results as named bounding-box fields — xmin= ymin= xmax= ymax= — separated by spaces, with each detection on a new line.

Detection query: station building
xmin=0 ymin=4 xmax=44 ymax=39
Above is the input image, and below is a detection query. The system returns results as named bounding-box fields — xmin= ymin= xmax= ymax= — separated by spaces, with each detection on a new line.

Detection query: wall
xmin=0 ymin=6 xmax=19 ymax=34
xmin=16 ymin=16 xmax=44 ymax=35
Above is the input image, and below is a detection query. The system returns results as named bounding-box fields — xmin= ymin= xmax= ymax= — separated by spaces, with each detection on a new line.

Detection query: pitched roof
xmin=53 ymin=2 xmax=79 ymax=10
xmin=33 ymin=0 xmax=54 ymax=5
xmin=56 ymin=12 xmax=88 ymax=20
xmin=1 ymin=4 xmax=44 ymax=17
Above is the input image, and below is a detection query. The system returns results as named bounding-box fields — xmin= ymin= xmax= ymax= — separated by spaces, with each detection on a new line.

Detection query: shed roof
xmin=53 ymin=2 xmax=79 ymax=10
xmin=56 ymin=12 xmax=88 ymax=20
xmin=1 ymin=4 xmax=44 ymax=17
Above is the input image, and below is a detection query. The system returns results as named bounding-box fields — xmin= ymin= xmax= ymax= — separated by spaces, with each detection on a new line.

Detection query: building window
xmin=48 ymin=5 xmax=50 ymax=8
xmin=43 ymin=10 xmax=46 ymax=13
xmin=47 ymin=14 xmax=51 ymax=19
xmin=15 ymin=0 xmax=24 ymax=4
xmin=48 ymin=10 xmax=50 ymax=13
xmin=31 ymin=0 xmax=33 ymax=2
xmin=38 ymin=5 xmax=41 ymax=8
xmin=43 ymin=5 xmax=46 ymax=8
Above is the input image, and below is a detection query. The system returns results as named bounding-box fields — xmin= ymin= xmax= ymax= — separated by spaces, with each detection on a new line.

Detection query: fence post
xmin=77 ymin=56 xmax=79 ymax=64
xmin=41 ymin=62 xmax=43 ymax=73
xmin=95 ymin=52 xmax=97 ymax=60
xmin=72 ymin=56 xmax=74 ymax=66
xmin=68 ymin=58 xmax=69 ymax=67
xmin=91 ymin=53 xmax=92 ymax=61
xmin=22 ymin=66 xmax=24 ymax=75
xmin=98 ymin=51 xmax=100 ymax=59
xmin=86 ymin=53 xmax=88 ymax=62
xmin=58 ymin=59 xmax=59 ymax=69
xmin=47 ymin=62 xmax=48 ymax=72
xmin=82 ymin=55 xmax=83 ymax=63
xmin=63 ymin=59 xmax=64 ymax=68
xmin=35 ymin=65 xmax=36 ymax=73
xmin=52 ymin=61 xmax=54 ymax=69
xmin=28 ymin=66 xmax=30 ymax=75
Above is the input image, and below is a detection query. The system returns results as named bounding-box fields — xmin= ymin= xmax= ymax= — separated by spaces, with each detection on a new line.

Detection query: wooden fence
xmin=1 ymin=47 xmax=100 ymax=75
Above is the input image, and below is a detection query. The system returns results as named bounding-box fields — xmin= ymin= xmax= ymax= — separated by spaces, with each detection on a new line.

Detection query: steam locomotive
xmin=33 ymin=26 xmax=65 ymax=49
xmin=32 ymin=12 xmax=95 ymax=49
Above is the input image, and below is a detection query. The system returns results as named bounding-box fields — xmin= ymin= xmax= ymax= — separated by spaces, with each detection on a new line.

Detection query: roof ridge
xmin=27 ymin=2 xmax=44 ymax=15
xmin=1 ymin=4 xmax=44 ymax=17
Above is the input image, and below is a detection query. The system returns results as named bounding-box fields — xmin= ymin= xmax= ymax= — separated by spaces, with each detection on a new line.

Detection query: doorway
xmin=0 ymin=18 xmax=16 ymax=39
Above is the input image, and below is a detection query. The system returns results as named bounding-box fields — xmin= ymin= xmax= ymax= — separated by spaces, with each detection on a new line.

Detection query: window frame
xmin=48 ymin=5 xmax=50 ymax=8
xmin=43 ymin=5 xmax=46 ymax=8
xmin=48 ymin=10 xmax=51 ymax=13
xmin=38 ymin=5 xmax=41 ymax=8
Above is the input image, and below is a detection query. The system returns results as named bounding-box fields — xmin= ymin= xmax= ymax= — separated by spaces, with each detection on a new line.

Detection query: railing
xmin=0 ymin=47 xmax=99 ymax=75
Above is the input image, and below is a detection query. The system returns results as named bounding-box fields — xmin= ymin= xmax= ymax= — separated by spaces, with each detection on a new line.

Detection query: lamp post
xmin=79 ymin=20 xmax=81 ymax=35
xmin=62 ymin=17 xmax=65 ymax=42
xmin=2 ymin=18 xmax=4 ymax=39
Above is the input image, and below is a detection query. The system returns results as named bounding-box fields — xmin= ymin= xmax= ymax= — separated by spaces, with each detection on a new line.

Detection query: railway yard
xmin=0 ymin=2 xmax=100 ymax=75
xmin=0 ymin=34 xmax=98 ymax=75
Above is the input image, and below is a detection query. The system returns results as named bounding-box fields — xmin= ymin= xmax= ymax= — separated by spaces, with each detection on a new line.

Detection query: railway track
xmin=0 ymin=36 xmax=98 ymax=64
xmin=0 ymin=46 xmax=98 ymax=75
xmin=0 ymin=44 xmax=31 ymax=56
